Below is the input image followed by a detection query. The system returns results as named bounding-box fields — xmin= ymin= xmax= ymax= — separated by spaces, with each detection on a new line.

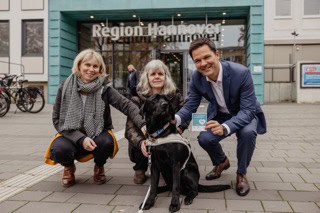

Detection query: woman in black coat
xmin=125 ymin=59 xmax=188 ymax=184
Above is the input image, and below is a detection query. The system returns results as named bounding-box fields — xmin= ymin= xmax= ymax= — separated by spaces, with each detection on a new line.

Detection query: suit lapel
xmin=222 ymin=62 xmax=231 ymax=107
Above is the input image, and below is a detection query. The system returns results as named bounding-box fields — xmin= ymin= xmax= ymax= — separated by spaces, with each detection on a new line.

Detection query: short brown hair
xmin=189 ymin=38 xmax=217 ymax=59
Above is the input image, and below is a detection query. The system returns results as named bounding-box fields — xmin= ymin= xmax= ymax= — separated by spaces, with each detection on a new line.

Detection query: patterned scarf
xmin=58 ymin=74 xmax=105 ymax=138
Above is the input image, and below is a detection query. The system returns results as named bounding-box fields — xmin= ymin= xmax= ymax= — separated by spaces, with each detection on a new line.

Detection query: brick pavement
xmin=0 ymin=103 xmax=319 ymax=212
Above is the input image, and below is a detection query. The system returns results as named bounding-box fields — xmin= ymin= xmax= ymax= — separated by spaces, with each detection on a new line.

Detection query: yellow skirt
xmin=44 ymin=130 xmax=119 ymax=165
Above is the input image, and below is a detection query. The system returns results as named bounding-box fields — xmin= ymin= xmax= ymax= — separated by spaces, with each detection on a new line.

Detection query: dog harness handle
xmin=146 ymin=134 xmax=191 ymax=171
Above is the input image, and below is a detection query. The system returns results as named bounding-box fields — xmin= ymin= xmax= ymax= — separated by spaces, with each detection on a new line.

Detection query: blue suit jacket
xmin=177 ymin=60 xmax=266 ymax=135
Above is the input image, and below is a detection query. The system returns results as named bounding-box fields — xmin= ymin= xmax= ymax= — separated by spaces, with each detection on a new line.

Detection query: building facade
xmin=264 ymin=0 xmax=320 ymax=103
xmin=0 ymin=0 xmax=48 ymax=95
xmin=46 ymin=0 xmax=264 ymax=104
xmin=0 ymin=0 xmax=265 ymax=104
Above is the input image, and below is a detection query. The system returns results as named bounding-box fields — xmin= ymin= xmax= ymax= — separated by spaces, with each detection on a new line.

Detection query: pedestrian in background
xmin=126 ymin=64 xmax=139 ymax=97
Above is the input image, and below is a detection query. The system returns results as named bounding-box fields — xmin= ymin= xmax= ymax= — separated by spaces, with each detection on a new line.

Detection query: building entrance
xmin=160 ymin=52 xmax=184 ymax=92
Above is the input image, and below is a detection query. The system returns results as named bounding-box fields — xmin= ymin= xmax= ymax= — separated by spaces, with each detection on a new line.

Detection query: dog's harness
xmin=146 ymin=133 xmax=191 ymax=171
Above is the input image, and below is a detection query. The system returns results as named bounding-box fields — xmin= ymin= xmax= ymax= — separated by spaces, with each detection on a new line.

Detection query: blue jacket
xmin=177 ymin=60 xmax=266 ymax=135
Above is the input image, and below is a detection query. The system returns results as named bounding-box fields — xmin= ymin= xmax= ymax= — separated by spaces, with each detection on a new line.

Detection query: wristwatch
xmin=222 ymin=125 xmax=228 ymax=136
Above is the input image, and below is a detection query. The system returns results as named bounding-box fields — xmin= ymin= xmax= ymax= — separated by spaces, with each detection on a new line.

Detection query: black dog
xmin=141 ymin=94 xmax=230 ymax=212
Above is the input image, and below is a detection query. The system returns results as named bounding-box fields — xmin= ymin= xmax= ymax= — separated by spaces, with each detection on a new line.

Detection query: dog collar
xmin=149 ymin=122 xmax=170 ymax=138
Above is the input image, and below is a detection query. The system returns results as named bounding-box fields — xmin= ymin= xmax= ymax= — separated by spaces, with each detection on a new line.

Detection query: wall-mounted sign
xmin=301 ymin=63 xmax=320 ymax=88
xmin=92 ymin=23 xmax=221 ymax=41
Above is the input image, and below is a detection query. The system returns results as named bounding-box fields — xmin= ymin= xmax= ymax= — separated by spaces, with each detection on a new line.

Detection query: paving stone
xmin=42 ymin=192 xmax=76 ymax=202
xmin=262 ymin=201 xmax=293 ymax=212
xmin=8 ymin=191 xmax=52 ymax=202
xmin=14 ymin=201 xmax=78 ymax=213
xmin=173 ymin=197 xmax=226 ymax=211
xmin=115 ymin=185 xmax=150 ymax=195
xmin=0 ymin=200 xmax=27 ymax=212
xmin=226 ymin=200 xmax=263 ymax=211
xmin=309 ymin=168 xmax=320 ymax=174
xmin=64 ymin=183 xmax=121 ymax=194
xmin=300 ymin=174 xmax=320 ymax=184
xmin=292 ymin=183 xmax=319 ymax=191
xmin=288 ymin=167 xmax=311 ymax=174
xmin=249 ymin=173 xmax=282 ymax=182
xmin=290 ymin=201 xmax=320 ymax=213
xmin=279 ymin=173 xmax=305 ymax=183
xmin=255 ymin=182 xmax=295 ymax=190
xmin=66 ymin=193 xmax=115 ymax=204
xmin=73 ymin=204 xmax=114 ymax=213
xmin=27 ymin=181 xmax=66 ymax=192
xmin=109 ymin=195 xmax=144 ymax=206
xmin=256 ymin=167 xmax=290 ymax=173
xmin=279 ymin=191 xmax=320 ymax=202
xmin=225 ymin=189 xmax=282 ymax=200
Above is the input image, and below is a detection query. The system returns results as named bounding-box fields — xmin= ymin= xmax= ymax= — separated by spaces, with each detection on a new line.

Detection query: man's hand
xmin=205 ymin=120 xmax=224 ymax=136
xmin=140 ymin=140 xmax=149 ymax=157
xmin=171 ymin=119 xmax=177 ymax=125
xmin=82 ymin=137 xmax=97 ymax=151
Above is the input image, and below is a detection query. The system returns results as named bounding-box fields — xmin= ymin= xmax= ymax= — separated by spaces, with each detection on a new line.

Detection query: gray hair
xmin=137 ymin=59 xmax=176 ymax=96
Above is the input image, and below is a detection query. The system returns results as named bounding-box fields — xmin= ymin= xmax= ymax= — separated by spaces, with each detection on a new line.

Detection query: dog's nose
xmin=160 ymin=102 xmax=168 ymax=109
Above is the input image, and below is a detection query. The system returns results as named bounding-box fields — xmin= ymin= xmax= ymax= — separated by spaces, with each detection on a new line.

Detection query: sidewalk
xmin=0 ymin=103 xmax=319 ymax=212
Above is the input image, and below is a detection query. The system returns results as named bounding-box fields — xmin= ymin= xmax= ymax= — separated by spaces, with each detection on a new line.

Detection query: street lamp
xmin=291 ymin=30 xmax=299 ymax=65
xmin=291 ymin=30 xmax=299 ymax=82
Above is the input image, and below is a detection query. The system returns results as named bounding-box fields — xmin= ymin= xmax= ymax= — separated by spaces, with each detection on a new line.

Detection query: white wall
xmin=0 ymin=0 xmax=48 ymax=82
xmin=265 ymin=0 xmax=320 ymax=42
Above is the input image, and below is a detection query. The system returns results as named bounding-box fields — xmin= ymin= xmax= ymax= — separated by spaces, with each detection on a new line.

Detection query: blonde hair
xmin=72 ymin=49 xmax=106 ymax=77
xmin=137 ymin=59 xmax=176 ymax=96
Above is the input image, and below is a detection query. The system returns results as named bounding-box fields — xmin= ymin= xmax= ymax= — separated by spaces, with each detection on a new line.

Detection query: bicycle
xmin=0 ymin=74 xmax=45 ymax=114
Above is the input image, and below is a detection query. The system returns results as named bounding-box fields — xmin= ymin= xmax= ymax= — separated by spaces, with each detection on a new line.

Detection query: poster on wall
xmin=301 ymin=63 xmax=320 ymax=88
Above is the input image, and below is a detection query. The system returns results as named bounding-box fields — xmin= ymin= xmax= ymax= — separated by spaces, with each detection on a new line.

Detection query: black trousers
xmin=50 ymin=131 xmax=114 ymax=167
xmin=128 ymin=142 xmax=148 ymax=172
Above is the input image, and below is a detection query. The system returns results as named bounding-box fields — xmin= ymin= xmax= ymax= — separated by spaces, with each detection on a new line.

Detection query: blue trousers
xmin=197 ymin=113 xmax=258 ymax=174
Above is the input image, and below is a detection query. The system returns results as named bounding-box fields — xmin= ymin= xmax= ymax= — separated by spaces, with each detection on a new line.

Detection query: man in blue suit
xmin=175 ymin=38 xmax=266 ymax=196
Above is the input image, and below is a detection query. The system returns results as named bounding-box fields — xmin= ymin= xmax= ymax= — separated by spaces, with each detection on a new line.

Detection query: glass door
xmin=160 ymin=52 xmax=184 ymax=93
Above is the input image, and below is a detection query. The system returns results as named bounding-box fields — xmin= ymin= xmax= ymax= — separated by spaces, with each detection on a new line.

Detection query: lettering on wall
xmin=92 ymin=23 xmax=221 ymax=42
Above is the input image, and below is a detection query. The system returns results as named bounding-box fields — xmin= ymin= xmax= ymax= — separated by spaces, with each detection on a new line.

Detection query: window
xmin=0 ymin=21 xmax=9 ymax=56
xmin=304 ymin=0 xmax=320 ymax=16
xmin=22 ymin=20 xmax=43 ymax=56
xmin=275 ymin=0 xmax=291 ymax=17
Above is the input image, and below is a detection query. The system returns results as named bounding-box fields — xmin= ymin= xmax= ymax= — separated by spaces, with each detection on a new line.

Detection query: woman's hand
xmin=82 ymin=137 xmax=97 ymax=151
xmin=140 ymin=140 xmax=149 ymax=157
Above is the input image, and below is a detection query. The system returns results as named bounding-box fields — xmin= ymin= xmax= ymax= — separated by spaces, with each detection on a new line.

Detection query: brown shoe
xmin=61 ymin=164 xmax=76 ymax=187
xmin=94 ymin=165 xmax=106 ymax=185
xmin=205 ymin=157 xmax=230 ymax=180
xmin=133 ymin=170 xmax=146 ymax=184
xmin=236 ymin=173 xmax=250 ymax=196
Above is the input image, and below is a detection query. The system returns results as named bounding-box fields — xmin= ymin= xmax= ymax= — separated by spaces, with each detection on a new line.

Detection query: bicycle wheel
xmin=15 ymin=89 xmax=32 ymax=112
xmin=26 ymin=87 xmax=45 ymax=113
xmin=0 ymin=91 xmax=10 ymax=117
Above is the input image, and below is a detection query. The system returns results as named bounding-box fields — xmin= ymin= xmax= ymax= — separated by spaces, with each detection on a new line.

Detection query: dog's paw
xmin=169 ymin=198 xmax=181 ymax=212
xmin=184 ymin=196 xmax=194 ymax=205
xmin=169 ymin=203 xmax=180 ymax=212
xmin=140 ymin=198 xmax=154 ymax=210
